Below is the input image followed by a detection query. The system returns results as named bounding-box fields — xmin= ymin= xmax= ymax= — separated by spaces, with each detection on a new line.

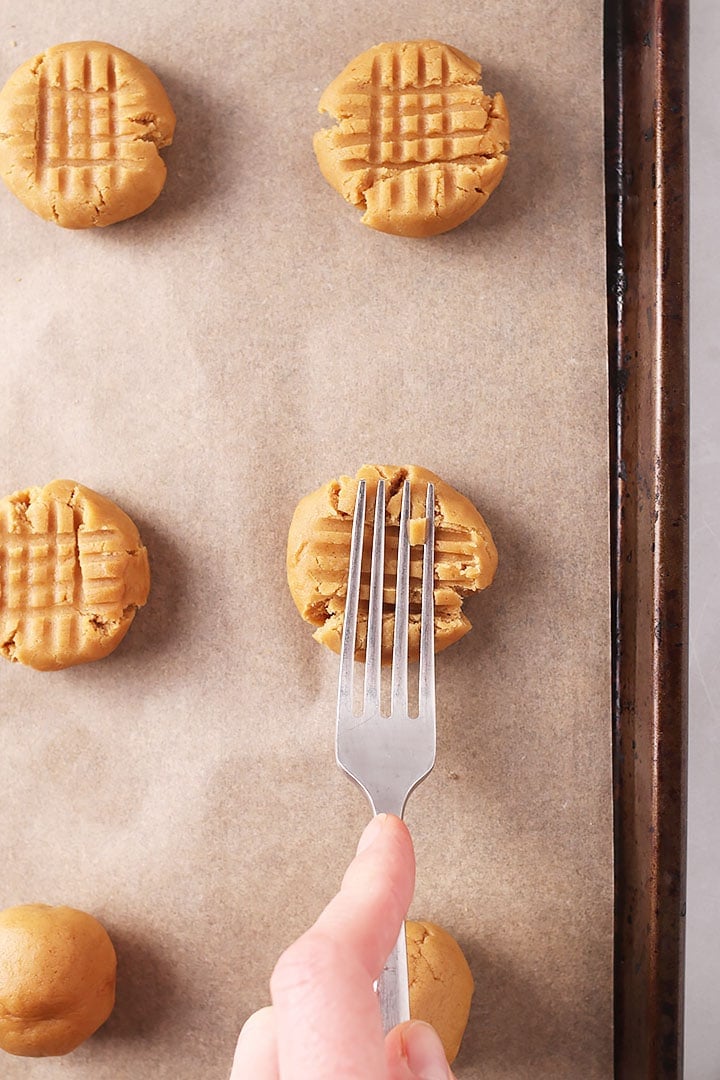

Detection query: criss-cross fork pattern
xmin=328 ymin=42 xmax=498 ymax=217
xmin=0 ymin=497 xmax=127 ymax=656
xmin=35 ymin=48 xmax=122 ymax=185
xmin=333 ymin=44 xmax=493 ymax=168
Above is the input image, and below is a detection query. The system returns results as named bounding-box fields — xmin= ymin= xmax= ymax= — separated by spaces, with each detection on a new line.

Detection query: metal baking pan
xmin=604 ymin=0 xmax=689 ymax=1076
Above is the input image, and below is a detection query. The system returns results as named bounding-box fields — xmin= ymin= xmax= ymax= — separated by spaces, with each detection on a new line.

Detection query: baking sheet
xmin=605 ymin=0 xmax=689 ymax=1074
xmin=0 ymin=2 xmax=612 ymax=1077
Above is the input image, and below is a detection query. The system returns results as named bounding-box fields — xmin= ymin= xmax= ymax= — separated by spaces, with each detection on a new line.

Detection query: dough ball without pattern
xmin=0 ymin=904 xmax=117 ymax=1057
xmin=407 ymin=919 xmax=475 ymax=1065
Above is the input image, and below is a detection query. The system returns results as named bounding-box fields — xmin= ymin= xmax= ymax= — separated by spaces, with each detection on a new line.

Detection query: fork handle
xmin=378 ymin=924 xmax=410 ymax=1033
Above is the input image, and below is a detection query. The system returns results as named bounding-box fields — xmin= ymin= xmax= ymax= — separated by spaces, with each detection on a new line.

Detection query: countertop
xmin=684 ymin=0 xmax=719 ymax=1076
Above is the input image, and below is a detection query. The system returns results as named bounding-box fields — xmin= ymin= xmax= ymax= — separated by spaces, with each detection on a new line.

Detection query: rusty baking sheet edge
xmin=604 ymin=0 xmax=689 ymax=1077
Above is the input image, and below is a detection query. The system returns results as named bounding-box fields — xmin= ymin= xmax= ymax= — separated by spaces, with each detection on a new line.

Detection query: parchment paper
xmin=0 ymin=1 xmax=612 ymax=1077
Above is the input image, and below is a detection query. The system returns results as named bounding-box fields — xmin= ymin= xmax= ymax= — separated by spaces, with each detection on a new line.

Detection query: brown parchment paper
xmin=0 ymin=1 xmax=612 ymax=1077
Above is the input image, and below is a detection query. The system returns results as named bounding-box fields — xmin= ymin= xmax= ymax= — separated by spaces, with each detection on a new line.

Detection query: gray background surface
xmin=685 ymin=1 xmax=720 ymax=1077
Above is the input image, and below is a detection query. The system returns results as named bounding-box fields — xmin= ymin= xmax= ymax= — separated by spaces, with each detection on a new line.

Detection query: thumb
xmin=386 ymin=1020 xmax=454 ymax=1080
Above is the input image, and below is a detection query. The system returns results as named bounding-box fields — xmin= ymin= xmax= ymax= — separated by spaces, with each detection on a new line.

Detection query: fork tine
xmin=338 ymin=479 xmax=366 ymax=711
xmin=391 ymin=480 xmax=411 ymax=715
xmin=364 ymin=478 xmax=386 ymax=711
xmin=418 ymin=483 xmax=436 ymax=716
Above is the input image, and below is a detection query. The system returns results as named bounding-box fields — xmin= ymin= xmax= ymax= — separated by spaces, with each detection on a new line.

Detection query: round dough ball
xmin=287 ymin=464 xmax=497 ymax=662
xmin=313 ymin=40 xmax=509 ymax=237
xmin=0 ymin=904 xmax=117 ymax=1057
xmin=0 ymin=41 xmax=175 ymax=228
xmin=407 ymin=919 xmax=474 ymax=1064
xmin=0 ymin=479 xmax=151 ymax=671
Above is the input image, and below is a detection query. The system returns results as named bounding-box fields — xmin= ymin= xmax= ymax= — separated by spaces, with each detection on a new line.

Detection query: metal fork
xmin=336 ymin=477 xmax=436 ymax=1034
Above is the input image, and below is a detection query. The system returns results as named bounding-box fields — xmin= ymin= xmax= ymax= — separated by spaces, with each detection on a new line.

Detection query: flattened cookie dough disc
xmin=0 ymin=41 xmax=175 ymax=228
xmin=0 ymin=904 xmax=116 ymax=1057
xmin=0 ymin=480 xmax=150 ymax=670
xmin=287 ymin=464 xmax=497 ymax=663
xmin=407 ymin=919 xmax=475 ymax=1064
xmin=314 ymin=40 xmax=510 ymax=236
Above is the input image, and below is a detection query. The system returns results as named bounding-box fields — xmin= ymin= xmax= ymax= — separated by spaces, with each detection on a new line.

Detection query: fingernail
xmin=403 ymin=1021 xmax=450 ymax=1080
xmin=356 ymin=813 xmax=388 ymax=854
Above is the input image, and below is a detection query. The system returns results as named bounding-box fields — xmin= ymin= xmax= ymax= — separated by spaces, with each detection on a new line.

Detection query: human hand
xmin=231 ymin=813 xmax=455 ymax=1079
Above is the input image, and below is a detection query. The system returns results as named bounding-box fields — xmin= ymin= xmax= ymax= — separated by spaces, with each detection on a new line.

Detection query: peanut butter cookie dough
xmin=0 ymin=904 xmax=116 ymax=1057
xmin=407 ymin=919 xmax=474 ymax=1064
xmin=0 ymin=479 xmax=150 ymax=671
xmin=287 ymin=464 xmax=497 ymax=662
xmin=314 ymin=40 xmax=509 ymax=237
xmin=0 ymin=41 xmax=175 ymax=228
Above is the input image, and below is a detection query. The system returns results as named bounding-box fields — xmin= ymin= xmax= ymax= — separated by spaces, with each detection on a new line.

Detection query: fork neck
xmin=369 ymin=795 xmax=407 ymax=819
